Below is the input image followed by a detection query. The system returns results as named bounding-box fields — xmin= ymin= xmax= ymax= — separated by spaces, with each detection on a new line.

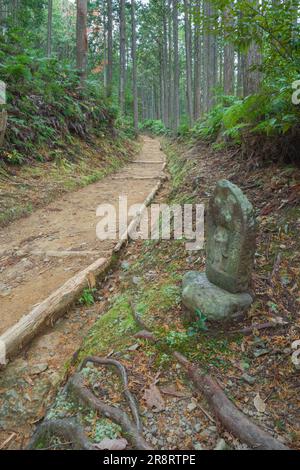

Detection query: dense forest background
xmin=1 ymin=0 xmax=300 ymax=164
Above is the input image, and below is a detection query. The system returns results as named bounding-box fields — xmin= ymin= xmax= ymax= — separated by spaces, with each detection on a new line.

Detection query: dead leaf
xmin=254 ymin=393 xmax=266 ymax=413
xmin=94 ymin=438 xmax=128 ymax=450
xmin=143 ymin=383 xmax=165 ymax=412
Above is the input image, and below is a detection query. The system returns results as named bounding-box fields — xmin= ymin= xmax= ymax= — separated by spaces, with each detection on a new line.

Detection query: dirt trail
xmin=0 ymin=136 xmax=166 ymax=449
xmin=0 ymin=136 xmax=165 ymax=335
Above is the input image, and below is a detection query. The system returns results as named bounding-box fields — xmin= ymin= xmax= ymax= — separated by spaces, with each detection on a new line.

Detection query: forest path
xmin=0 ymin=136 xmax=167 ymax=449
xmin=0 ymin=136 xmax=165 ymax=335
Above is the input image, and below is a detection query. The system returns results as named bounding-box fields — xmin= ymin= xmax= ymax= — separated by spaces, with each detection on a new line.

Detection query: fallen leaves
xmin=143 ymin=383 xmax=165 ymax=412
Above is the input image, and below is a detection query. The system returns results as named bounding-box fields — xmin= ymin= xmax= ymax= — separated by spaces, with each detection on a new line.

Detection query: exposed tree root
xmin=28 ymin=418 xmax=94 ymax=450
xmin=79 ymin=356 xmax=142 ymax=432
xmin=174 ymin=352 xmax=289 ymax=450
xmin=234 ymin=321 xmax=289 ymax=336
xmin=67 ymin=372 xmax=153 ymax=450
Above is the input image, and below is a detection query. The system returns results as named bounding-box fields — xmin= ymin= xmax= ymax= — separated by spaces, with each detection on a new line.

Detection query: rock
xmin=132 ymin=276 xmax=142 ymax=285
xmin=214 ymin=438 xmax=230 ymax=450
xmin=29 ymin=363 xmax=48 ymax=375
xmin=206 ymin=180 xmax=256 ymax=294
xmin=242 ymin=373 xmax=256 ymax=385
xmin=121 ymin=261 xmax=130 ymax=270
xmin=182 ymin=272 xmax=253 ymax=321
xmin=194 ymin=423 xmax=202 ymax=433
xmin=187 ymin=400 xmax=197 ymax=412
xmin=193 ymin=442 xmax=203 ymax=450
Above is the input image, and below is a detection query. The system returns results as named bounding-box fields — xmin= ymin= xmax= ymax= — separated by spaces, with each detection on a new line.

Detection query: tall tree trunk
xmin=162 ymin=5 xmax=169 ymax=126
xmin=107 ymin=0 xmax=113 ymax=97
xmin=131 ymin=0 xmax=138 ymax=133
xmin=203 ymin=0 xmax=217 ymax=112
xmin=193 ymin=0 xmax=202 ymax=121
xmin=76 ymin=0 xmax=88 ymax=84
xmin=243 ymin=42 xmax=261 ymax=95
xmin=184 ymin=0 xmax=193 ymax=126
xmin=167 ymin=0 xmax=173 ymax=129
xmin=172 ymin=0 xmax=179 ymax=132
xmin=119 ymin=0 xmax=126 ymax=115
xmin=243 ymin=0 xmax=262 ymax=96
xmin=223 ymin=7 xmax=235 ymax=95
xmin=47 ymin=0 xmax=53 ymax=57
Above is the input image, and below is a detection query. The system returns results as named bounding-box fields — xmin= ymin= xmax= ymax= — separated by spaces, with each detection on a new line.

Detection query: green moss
xmin=77 ymin=295 xmax=138 ymax=361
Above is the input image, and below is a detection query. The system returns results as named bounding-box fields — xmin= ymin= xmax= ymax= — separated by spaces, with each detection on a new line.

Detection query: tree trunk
xmin=203 ymin=0 xmax=217 ymax=112
xmin=193 ymin=0 xmax=202 ymax=121
xmin=119 ymin=0 xmax=126 ymax=115
xmin=47 ymin=0 xmax=53 ymax=57
xmin=223 ymin=6 xmax=235 ymax=95
xmin=172 ymin=0 xmax=179 ymax=132
xmin=131 ymin=0 xmax=138 ymax=133
xmin=184 ymin=0 xmax=193 ymax=126
xmin=243 ymin=0 xmax=262 ymax=96
xmin=76 ymin=0 xmax=88 ymax=84
xmin=107 ymin=0 xmax=113 ymax=97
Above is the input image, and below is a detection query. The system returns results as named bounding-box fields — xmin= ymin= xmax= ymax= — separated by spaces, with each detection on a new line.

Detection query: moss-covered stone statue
xmin=182 ymin=180 xmax=256 ymax=321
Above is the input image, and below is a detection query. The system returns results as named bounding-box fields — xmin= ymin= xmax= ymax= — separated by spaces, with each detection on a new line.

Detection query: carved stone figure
xmin=206 ymin=180 xmax=256 ymax=293
xmin=182 ymin=180 xmax=256 ymax=321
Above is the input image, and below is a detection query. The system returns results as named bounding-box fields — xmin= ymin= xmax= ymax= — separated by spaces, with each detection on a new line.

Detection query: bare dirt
xmin=0 ymin=136 xmax=165 ymax=335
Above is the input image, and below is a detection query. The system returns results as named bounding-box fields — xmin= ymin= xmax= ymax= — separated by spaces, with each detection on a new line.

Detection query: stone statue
xmin=182 ymin=180 xmax=256 ymax=321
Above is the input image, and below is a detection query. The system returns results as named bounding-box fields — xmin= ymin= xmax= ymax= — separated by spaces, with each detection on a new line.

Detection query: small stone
xmin=29 ymin=363 xmax=48 ymax=375
xmin=193 ymin=443 xmax=203 ymax=450
xmin=121 ymin=261 xmax=130 ymax=270
xmin=187 ymin=401 xmax=197 ymax=412
xmin=242 ymin=373 xmax=256 ymax=385
xmin=194 ymin=423 xmax=202 ymax=433
xmin=132 ymin=276 xmax=142 ymax=285
xmin=208 ymin=425 xmax=217 ymax=433
xmin=214 ymin=438 xmax=230 ymax=450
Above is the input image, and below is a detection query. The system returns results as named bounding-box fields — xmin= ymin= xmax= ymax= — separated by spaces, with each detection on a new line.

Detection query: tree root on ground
xmin=174 ymin=352 xmax=289 ymax=450
xmin=133 ymin=323 xmax=289 ymax=451
xmin=67 ymin=372 xmax=153 ymax=450
xmin=79 ymin=355 xmax=142 ymax=432
xmin=28 ymin=418 xmax=94 ymax=450
xmin=29 ymin=355 xmax=152 ymax=451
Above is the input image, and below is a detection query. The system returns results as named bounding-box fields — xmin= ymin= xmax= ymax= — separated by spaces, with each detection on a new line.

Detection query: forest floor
xmin=0 ymin=136 xmax=299 ymax=450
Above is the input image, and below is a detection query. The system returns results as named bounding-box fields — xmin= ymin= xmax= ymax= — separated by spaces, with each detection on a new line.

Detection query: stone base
xmin=182 ymin=272 xmax=253 ymax=322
